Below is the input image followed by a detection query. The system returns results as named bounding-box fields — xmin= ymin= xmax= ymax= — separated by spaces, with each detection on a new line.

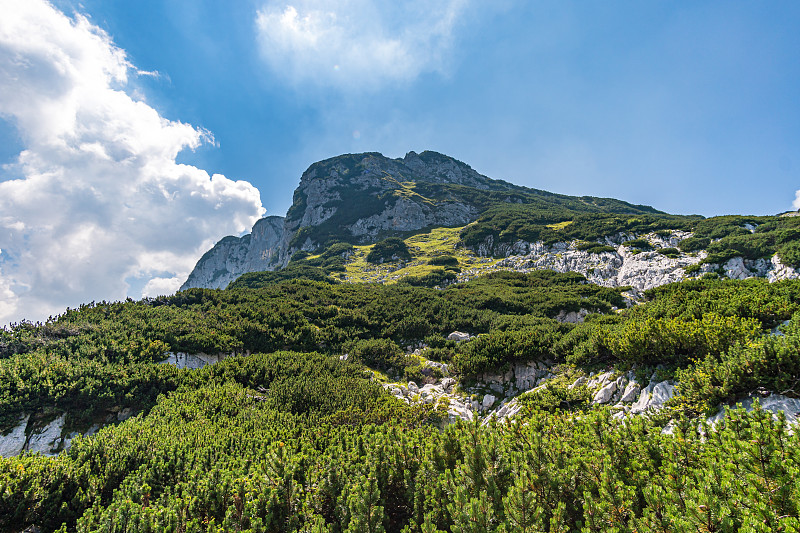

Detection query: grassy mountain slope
xmin=283 ymin=151 xmax=673 ymax=250
xmin=6 ymin=150 xmax=800 ymax=531
xmin=3 ymin=274 xmax=800 ymax=530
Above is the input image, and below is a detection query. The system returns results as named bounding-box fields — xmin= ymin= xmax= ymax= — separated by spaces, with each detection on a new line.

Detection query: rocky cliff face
xmin=183 ymin=151 xmax=517 ymax=289
xmin=491 ymin=231 xmax=800 ymax=297
xmin=181 ymin=150 xmax=799 ymax=292
xmin=181 ymin=216 xmax=285 ymax=290
xmin=278 ymin=151 xmax=507 ymax=253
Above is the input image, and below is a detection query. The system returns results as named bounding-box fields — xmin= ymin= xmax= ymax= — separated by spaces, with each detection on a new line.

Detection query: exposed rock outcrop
xmin=494 ymin=232 xmax=704 ymax=294
xmin=183 ymin=151 xmax=523 ymax=289
xmin=347 ymin=197 xmax=477 ymax=240
xmin=181 ymin=216 xmax=285 ymax=290
xmin=708 ymin=394 xmax=800 ymax=426
xmin=0 ymin=414 xmax=30 ymax=457
xmin=160 ymin=351 xmax=233 ymax=369
xmin=493 ymin=231 xmax=800 ymax=296
xmin=0 ymin=413 xmax=70 ymax=457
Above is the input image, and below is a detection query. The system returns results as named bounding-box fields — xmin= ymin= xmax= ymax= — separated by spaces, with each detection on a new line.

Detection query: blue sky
xmin=0 ymin=0 xmax=799 ymax=323
xmin=46 ymin=0 xmax=800 ymax=218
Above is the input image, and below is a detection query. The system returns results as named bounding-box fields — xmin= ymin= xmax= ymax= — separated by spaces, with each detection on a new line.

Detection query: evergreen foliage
xmin=677 ymin=215 xmax=800 ymax=267
xmin=4 ymin=270 xmax=800 ymax=531
xmin=460 ymin=212 xmax=696 ymax=255
xmin=427 ymin=256 xmax=459 ymax=267
xmin=366 ymin=238 xmax=412 ymax=264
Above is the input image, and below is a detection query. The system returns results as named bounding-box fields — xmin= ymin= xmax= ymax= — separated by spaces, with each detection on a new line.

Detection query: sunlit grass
xmin=546 ymin=220 xmax=573 ymax=230
xmin=334 ymin=225 xmax=504 ymax=284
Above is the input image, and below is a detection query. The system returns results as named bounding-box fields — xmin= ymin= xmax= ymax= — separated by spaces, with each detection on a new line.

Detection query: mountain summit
xmin=181 ymin=151 xmax=662 ymax=289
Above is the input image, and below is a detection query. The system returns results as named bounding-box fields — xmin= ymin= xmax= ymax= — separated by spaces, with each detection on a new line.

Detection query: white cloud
xmin=141 ymin=276 xmax=183 ymax=299
xmin=794 ymin=191 xmax=800 ymax=211
xmin=255 ymin=0 xmax=469 ymax=90
xmin=0 ymin=0 xmax=265 ymax=324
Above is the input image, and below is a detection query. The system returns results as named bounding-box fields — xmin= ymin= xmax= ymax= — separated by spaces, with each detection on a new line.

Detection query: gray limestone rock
xmin=348 ymin=197 xmax=476 ymax=240
xmin=447 ymin=331 xmax=471 ymax=342
xmin=181 ymin=216 xmax=285 ymax=290
xmin=768 ymin=255 xmax=800 ymax=283
xmin=568 ymin=376 xmax=587 ymax=390
xmin=555 ymin=308 xmax=590 ymax=324
xmin=630 ymin=381 xmax=676 ymax=414
xmin=620 ymin=382 xmax=642 ymax=403
xmin=440 ymin=378 xmax=456 ymax=393
xmin=630 ymin=381 xmax=657 ymax=414
xmin=162 ymin=351 xmax=230 ymax=370
xmin=482 ymin=394 xmax=497 ymax=409
xmin=593 ymin=381 xmax=618 ymax=405
xmin=651 ymin=382 xmax=676 ymax=407
xmin=0 ymin=414 xmax=30 ymax=457
xmin=707 ymin=394 xmax=800 ymax=427
xmin=26 ymin=414 xmax=66 ymax=456
xmin=495 ymin=233 xmax=703 ymax=294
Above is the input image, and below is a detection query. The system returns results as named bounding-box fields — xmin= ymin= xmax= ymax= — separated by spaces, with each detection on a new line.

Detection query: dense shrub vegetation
xmin=677 ymin=215 xmax=800 ymax=268
xmin=4 ymin=387 xmax=800 ymax=531
xmin=366 ymin=237 xmax=412 ymax=264
xmin=460 ymin=203 xmax=800 ymax=272
xmin=0 ymin=271 xmax=626 ymax=429
xmin=427 ymin=255 xmax=460 ymax=267
xmin=397 ymin=269 xmax=457 ymax=288
xmin=460 ymin=211 xmax=697 ymax=254
xmin=4 ymin=267 xmax=800 ymax=531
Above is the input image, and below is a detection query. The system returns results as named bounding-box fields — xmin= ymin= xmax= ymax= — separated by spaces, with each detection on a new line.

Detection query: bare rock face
xmin=494 ymin=232 xmax=702 ymax=294
xmin=347 ymin=197 xmax=477 ymax=240
xmin=279 ymin=151 xmax=502 ymax=256
xmin=161 ymin=351 xmax=231 ymax=369
xmin=494 ymin=231 xmax=800 ymax=296
xmin=0 ymin=413 xmax=71 ymax=457
xmin=707 ymin=394 xmax=800 ymax=427
xmin=181 ymin=215 xmax=285 ymax=290
xmin=26 ymin=414 xmax=67 ymax=455
xmin=182 ymin=151 xmax=513 ymax=289
xmin=0 ymin=414 xmax=30 ymax=457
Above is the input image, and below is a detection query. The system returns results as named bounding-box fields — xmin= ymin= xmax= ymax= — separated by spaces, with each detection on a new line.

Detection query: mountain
xmin=182 ymin=150 xmax=800 ymax=295
xmin=181 ymin=150 xmax=670 ymax=290
xmin=6 ymin=152 xmax=800 ymax=531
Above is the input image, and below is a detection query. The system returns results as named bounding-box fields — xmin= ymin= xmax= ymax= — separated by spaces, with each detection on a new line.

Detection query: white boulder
xmin=482 ymin=394 xmax=497 ymax=409
xmin=447 ymin=331 xmax=471 ymax=342
xmin=620 ymin=382 xmax=642 ymax=403
xmin=568 ymin=376 xmax=587 ymax=390
xmin=593 ymin=381 xmax=618 ymax=405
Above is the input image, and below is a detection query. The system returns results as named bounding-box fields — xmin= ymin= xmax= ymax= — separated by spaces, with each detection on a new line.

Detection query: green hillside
xmin=5 ymin=150 xmax=800 ymax=531
xmin=3 ymin=271 xmax=800 ymax=530
xmin=285 ymin=151 xmax=672 ymax=250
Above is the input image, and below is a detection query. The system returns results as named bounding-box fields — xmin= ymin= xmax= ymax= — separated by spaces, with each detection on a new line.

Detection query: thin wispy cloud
xmin=255 ymin=0 xmax=469 ymax=91
xmin=0 ymin=0 xmax=264 ymax=324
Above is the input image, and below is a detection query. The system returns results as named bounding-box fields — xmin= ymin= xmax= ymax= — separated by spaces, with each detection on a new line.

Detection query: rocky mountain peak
xmin=296 ymin=151 xmax=501 ymax=190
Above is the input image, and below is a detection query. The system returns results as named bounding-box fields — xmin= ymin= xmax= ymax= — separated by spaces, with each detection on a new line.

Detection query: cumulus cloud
xmin=0 ymin=0 xmax=264 ymax=324
xmin=794 ymin=191 xmax=800 ymax=211
xmin=255 ymin=0 xmax=469 ymax=90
